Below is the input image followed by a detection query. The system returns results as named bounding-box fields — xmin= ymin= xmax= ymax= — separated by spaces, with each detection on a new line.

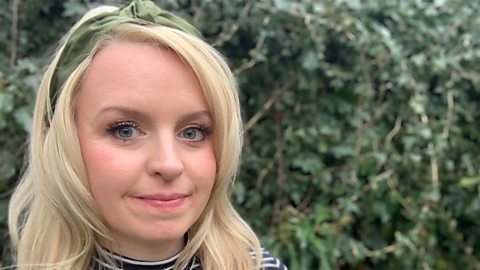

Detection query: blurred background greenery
xmin=1 ymin=0 xmax=480 ymax=269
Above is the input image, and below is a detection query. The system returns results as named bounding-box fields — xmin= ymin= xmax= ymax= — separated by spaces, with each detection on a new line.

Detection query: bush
xmin=1 ymin=0 xmax=480 ymax=269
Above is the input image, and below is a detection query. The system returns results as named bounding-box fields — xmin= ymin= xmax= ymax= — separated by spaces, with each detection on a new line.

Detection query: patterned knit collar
xmin=92 ymin=251 xmax=201 ymax=270
xmin=112 ymin=252 xmax=180 ymax=266
xmin=91 ymin=234 xmax=200 ymax=270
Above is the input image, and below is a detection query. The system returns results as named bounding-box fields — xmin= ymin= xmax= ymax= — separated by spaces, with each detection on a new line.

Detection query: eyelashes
xmin=180 ymin=124 xmax=212 ymax=142
xmin=105 ymin=120 xmax=213 ymax=143
xmin=106 ymin=120 xmax=144 ymax=141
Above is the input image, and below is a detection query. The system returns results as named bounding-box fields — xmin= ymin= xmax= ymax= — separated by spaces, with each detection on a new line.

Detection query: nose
xmin=146 ymin=135 xmax=183 ymax=181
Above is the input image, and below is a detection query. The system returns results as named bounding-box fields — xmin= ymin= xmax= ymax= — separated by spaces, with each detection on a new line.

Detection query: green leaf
xmin=458 ymin=176 xmax=480 ymax=188
xmin=14 ymin=106 xmax=33 ymax=133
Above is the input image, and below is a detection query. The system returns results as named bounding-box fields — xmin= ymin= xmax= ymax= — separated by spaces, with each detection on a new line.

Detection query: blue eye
xmin=107 ymin=121 xmax=142 ymax=141
xmin=181 ymin=125 xmax=211 ymax=142
xmin=116 ymin=126 xmax=135 ymax=138
xmin=182 ymin=128 xmax=204 ymax=141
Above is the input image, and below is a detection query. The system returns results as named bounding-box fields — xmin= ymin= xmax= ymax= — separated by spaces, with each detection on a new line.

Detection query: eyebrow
xmin=178 ymin=110 xmax=212 ymax=122
xmin=95 ymin=106 xmax=146 ymax=121
xmin=95 ymin=106 xmax=212 ymax=122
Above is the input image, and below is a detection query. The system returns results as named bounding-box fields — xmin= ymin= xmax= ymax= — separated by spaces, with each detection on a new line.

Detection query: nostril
xmin=146 ymin=154 xmax=183 ymax=180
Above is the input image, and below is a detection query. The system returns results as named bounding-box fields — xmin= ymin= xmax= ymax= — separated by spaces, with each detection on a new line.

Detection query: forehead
xmin=85 ymin=42 xmax=193 ymax=86
xmin=75 ymin=42 xmax=209 ymax=117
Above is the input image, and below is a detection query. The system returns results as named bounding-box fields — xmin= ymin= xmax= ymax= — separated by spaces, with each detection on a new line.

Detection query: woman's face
xmin=75 ymin=42 xmax=216 ymax=260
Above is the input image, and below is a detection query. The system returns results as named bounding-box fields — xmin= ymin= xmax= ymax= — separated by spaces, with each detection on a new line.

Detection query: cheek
xmin=194 ymin=148 xmax=217 ymax=191
xmin=79 ymin=140 xmax=136 ymax=196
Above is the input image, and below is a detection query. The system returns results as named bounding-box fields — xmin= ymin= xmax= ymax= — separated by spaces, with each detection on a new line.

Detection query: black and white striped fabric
xmin=90 ymin=248 xmax=288 ymax=270
xmin=250 ymin=249 xmax=288 ymax=270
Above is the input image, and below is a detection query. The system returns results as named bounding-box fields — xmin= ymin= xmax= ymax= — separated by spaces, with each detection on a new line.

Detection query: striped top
xmin=90 ymin=249 xmax=288 ymax=270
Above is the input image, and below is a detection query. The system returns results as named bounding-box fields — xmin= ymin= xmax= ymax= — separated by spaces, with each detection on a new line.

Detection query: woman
xmin=8 ymin=1 xmax=287 ymax=269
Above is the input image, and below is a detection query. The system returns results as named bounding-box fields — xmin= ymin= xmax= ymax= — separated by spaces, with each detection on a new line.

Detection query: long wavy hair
xmin=8 ymin=5 xmax=261 ymax=270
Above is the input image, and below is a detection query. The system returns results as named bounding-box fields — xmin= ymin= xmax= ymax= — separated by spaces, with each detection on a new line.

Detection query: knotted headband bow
xmin=49 ymin=0 xmax=200 ymax=114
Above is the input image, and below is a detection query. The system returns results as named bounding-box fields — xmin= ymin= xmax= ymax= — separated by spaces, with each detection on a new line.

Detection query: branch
xmin=10 ymin=0 xmax=21 ymax=68
xmin=255 ymin=158 xmax=275 ymax=189
xmin=428 ymin=142 xmax=439 ymax=196
xmin=244 ymin=81 xmax=292 ymax=132
xmin=212 ymin=2 xmax=252 ymax=47
xmin=296 ymin=185 xmax=315 ymax=211
xmin=385 ymin=116 xmax=402 ymax=144
xmin=442 ymin=89 xmax=454 ymax=139
xmin=364 ymin=169 xmax=394 ymax=191
xmin=269 ymin=114 xmax=286 ymax=232
xmin=233 ymin=31 xmax=266 ymax=75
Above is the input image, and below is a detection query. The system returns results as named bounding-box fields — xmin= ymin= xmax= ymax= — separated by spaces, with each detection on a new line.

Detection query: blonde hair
xmin=8 ymin=5 xmax=261 ymax=270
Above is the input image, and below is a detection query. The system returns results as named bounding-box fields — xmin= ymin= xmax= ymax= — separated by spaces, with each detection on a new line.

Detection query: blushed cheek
xmin=80 ymin=142 xmax=128 ymax=192
xmin=81 ymin=141 xmax=110 ymax=171
xmin=198 ymin=150 xmax=217 ymax=191
xmin=79 ymin=143 xmax=132 ymax=220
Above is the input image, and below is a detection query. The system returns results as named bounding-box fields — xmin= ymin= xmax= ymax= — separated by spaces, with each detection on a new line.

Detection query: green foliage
xmin=2 ymin=0 xmax=480 ymax=269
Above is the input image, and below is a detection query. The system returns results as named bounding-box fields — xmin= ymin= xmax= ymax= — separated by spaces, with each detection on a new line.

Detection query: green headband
xmin=49 ymin=0 xmax=200 ymax=114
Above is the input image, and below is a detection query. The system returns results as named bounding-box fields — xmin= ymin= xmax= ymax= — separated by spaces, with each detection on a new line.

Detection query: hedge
xmin=1 ymin=0 xmax=480 ymax=269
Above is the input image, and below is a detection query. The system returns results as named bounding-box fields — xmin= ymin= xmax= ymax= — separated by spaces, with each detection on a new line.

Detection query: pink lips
xmin=134 ymin=193 xmax=188 ymax=210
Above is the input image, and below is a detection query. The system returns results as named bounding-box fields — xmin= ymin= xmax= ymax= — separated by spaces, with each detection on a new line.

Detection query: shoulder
xmin=250 ymin=248 xmax=289 ymax=270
